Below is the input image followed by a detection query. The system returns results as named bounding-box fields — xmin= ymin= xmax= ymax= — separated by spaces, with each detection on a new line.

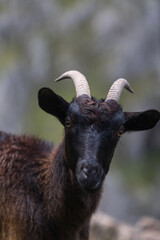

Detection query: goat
xmin=0 ymin=70 xmax=159 ymax=240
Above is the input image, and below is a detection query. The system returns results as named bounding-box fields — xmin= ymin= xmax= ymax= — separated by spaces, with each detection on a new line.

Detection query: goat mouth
xmin=78 ymin=178 xmax=103 ymax=193
xmin=76 ymin=171 xmax=104 ymax=193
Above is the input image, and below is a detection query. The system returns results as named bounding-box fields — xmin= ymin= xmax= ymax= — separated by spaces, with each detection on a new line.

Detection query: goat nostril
xmin=81 ymin=167 xmax=89 ymax=179
xmin=92 ymin=167 xmax=98 ymax=175
xmin=82 ymin=167 xmax=88 ymax=174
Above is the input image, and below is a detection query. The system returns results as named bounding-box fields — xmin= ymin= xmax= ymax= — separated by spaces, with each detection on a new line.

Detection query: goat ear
xmin=124 ymin=110 xmax=160 ymax=132
xmin=38 ymin=87 xmax=69 ymax=126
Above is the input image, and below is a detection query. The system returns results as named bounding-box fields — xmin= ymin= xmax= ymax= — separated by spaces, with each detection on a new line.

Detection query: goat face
xmin=38 ymin=87 xmax=160 ymax=193
xmin=64 ymin=96 xmax=123 ymax=192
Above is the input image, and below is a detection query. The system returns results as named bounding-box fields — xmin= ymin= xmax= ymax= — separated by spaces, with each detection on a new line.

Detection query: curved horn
xmin=105 ymin=78 xmax=134 ymax=102
xmin=55 ymin=70 xmax=91 ymax=98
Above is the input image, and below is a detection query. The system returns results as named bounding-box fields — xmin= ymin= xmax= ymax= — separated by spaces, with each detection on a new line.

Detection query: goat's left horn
xmin=105 ymin=78 xmax=134 ymax=102
xmin=55 ymin=70 xmax=91 ymax=98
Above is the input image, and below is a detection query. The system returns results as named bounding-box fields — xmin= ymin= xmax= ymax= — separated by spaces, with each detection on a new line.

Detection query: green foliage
xmin=57 ymin=0 xmax=78 ymax=8
xmin=114 ymin=151 xmax=160 ymax=189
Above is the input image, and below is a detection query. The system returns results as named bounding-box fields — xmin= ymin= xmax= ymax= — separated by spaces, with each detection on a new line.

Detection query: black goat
xmin=0 ymin=71 xmax=159 ymax=240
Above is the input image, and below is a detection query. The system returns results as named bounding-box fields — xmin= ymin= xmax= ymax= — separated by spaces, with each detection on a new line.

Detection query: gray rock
xmin=90 ymin=212 xmax=160 ymax=240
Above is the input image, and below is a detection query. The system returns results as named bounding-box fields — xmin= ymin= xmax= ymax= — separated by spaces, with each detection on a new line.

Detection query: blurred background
xmin=0 ymin=0 xmax=159 ymax=224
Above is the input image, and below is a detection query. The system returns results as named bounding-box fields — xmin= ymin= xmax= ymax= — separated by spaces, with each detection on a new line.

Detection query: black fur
xmin=0 ymin=87 xmax=159 ymax=240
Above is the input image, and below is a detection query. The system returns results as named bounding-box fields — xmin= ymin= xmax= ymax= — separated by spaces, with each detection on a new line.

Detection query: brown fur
xmin=0 ymin=131 xmax=101 ymax=240
xmin=76 ymin=97 xmax=120 ymax=122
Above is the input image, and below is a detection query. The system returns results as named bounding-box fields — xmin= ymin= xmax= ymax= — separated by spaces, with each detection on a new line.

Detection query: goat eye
xmin=117 ymin=129 xmax=124 ymax=137
xmin=65 ymin=121 xmax=72 ymax=128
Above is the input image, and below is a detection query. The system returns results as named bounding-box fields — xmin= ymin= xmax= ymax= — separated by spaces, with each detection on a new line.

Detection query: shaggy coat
xmin=0 ymin=91 xmax=159 ymax=240
xmin=0 ymin=131 xmax=100 ymax=240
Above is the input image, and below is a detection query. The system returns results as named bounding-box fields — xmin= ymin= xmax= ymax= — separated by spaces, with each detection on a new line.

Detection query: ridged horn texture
xmin=55 ymin=70 xmax=91 ymax=98
xmin=106 ymin=78 xmax=134 ymax=102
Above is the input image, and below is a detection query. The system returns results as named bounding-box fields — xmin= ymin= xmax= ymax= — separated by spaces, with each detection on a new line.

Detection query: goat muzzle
xmin=76 ymin=159 xmax=104 ymax=193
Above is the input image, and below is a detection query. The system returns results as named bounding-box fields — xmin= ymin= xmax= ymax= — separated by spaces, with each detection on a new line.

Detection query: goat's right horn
xmin=105 ymin=78 xmax=134 ymax=103
xmin=55 ymin=70 xmax=91 ymax=98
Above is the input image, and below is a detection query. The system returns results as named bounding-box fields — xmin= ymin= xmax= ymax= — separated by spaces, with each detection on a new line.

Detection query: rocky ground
xmin=90 ymin=212 xmax=160 ymax=240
